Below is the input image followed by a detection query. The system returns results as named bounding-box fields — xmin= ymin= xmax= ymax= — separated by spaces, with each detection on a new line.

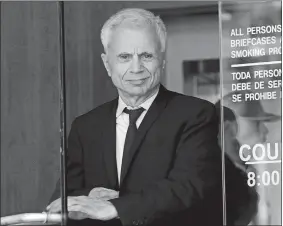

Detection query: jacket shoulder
xmin=165 ymin=90 xmax=216 ymax=116
xmin=72 ymin=98 xmax=117 ymax=126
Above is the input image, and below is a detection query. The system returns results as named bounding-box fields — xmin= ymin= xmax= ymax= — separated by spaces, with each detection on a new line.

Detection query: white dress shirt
xmin=116 ymin=89 xmax=159 ymax=184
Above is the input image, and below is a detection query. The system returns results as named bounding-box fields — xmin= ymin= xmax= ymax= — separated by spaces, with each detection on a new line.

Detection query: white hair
xmin=101 ymin=8 xmax=167 ymax=53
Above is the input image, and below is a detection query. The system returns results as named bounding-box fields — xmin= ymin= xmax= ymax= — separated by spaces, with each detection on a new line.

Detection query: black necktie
xmin=121 ymin=108 xmax=144 ymax=179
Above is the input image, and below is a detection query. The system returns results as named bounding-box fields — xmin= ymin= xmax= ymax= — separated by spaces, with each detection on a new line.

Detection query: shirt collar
xmin=116 ymin=87 xmax=159 ymax=118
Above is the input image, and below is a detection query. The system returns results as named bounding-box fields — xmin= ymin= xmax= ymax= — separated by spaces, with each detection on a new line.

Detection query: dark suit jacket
xmin=51 ymin=86 xmax=225 ymax=226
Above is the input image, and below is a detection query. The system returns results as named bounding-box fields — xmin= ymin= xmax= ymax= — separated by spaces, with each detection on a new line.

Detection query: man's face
xmin=236 ymin=118 xmax=269 ymax=146
xmin=101 ymin=24 xmax=164 ymax=98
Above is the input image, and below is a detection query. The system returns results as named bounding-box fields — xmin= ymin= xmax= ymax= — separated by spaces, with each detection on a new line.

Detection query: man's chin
xmin=124 ymin=85 xmax=149 ymax=95
xmin=127 ymin=90 xmax=147 ymax=97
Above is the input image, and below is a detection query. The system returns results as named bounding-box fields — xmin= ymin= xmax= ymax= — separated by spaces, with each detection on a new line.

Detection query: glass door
xmin=219 ymin=1 xmax=282 ymax=225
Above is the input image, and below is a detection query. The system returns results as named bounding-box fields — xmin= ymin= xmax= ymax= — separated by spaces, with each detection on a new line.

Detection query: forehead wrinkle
xmin=109 ymin=23 xmax=162 ymax=53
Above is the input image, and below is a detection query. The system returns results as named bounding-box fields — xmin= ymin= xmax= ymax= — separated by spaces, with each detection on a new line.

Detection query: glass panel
xmin=219 ymin=1 xmax=282 ymax=225
xmin=1 ymin=2 xmax=65 ymax=225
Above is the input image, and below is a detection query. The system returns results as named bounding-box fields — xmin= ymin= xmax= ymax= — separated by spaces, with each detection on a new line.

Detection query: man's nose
xmin=259 ymin=122 xmax=269 ymax=138
xmin=262 ymin=122 xmax=269 ymax=135
xmin=130 ymin=55 xmax=143 ymax=73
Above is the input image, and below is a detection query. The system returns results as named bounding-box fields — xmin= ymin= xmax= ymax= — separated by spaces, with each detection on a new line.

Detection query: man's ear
xmin=101 ymin=53 xmax=111 ymax=77
xmin=223 ymin=121 xmax=232 ymax=134
xmin=229 ymin=120 xmax=238 ymax=137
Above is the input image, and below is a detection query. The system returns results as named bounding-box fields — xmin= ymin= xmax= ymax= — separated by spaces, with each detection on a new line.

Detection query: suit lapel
xmin=102 ymin=98 xmax=119 ymax=189
xmin=120 ymin=85 xmax=170 ymax=185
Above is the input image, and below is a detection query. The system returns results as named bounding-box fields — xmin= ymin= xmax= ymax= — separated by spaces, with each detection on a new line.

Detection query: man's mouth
xmin=127 ymin=77 xmax=149 ymax=85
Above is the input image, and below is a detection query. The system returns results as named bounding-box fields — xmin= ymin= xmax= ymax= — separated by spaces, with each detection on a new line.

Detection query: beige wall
xmin=164 ymin=14 xmax=219 ymax=95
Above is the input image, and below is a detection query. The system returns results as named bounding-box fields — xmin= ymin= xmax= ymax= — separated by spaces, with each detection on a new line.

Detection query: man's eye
xmin=142 ymin=53 xmax=153 ymax=60
xmin=118 ymin=54 xmax=130 ymax=61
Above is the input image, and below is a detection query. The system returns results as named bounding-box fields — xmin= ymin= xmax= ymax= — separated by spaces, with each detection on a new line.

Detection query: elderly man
xmin=47 ymin=8 xmax=223 ymax=226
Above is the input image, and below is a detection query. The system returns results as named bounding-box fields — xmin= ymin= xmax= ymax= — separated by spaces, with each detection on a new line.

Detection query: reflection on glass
xmin=220 ymin=1 xmax=282 ymax=225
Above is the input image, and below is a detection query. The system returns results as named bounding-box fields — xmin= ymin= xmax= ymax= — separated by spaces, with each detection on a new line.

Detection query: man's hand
xmin=46 ymin=196 xmax=118 ymax=221
xmin=88 ymin=187 xmax=119 ymax=200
